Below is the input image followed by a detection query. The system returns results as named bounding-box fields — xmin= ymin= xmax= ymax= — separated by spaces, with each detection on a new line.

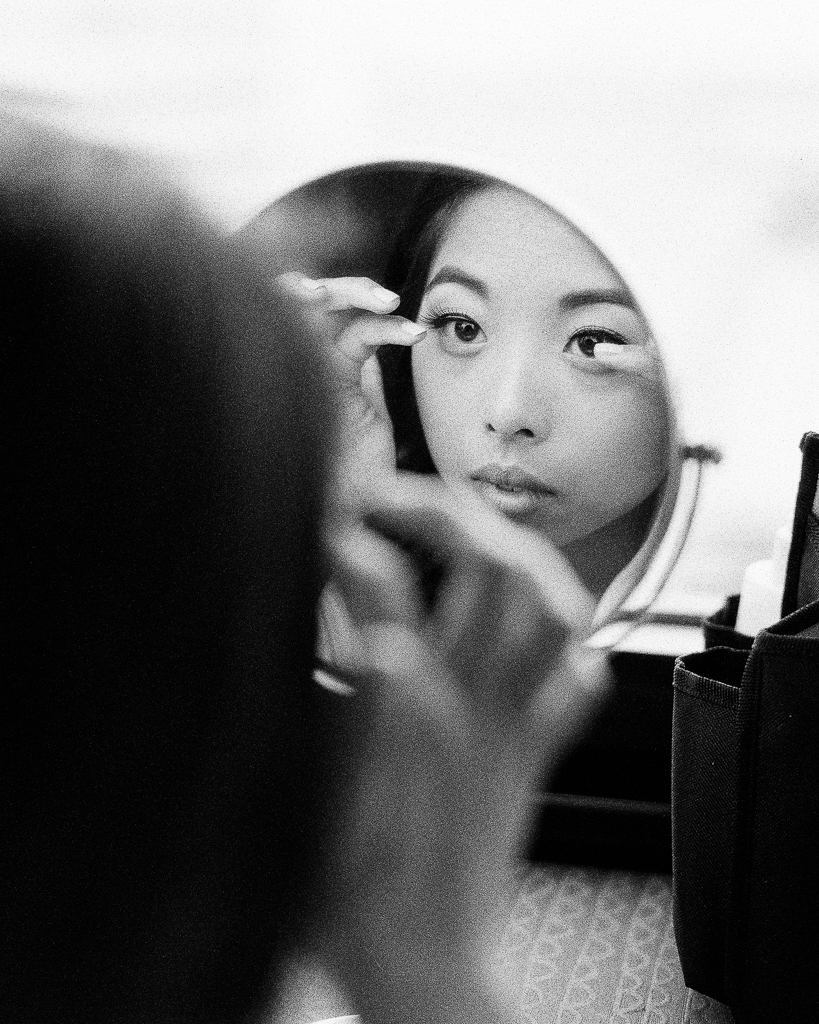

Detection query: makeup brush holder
xmin=671 ymin=431 xmax=819 ymax=1024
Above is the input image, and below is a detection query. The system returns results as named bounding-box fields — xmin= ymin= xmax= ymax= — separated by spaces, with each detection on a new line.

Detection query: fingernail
xmin=401 ymin=321 xmax=427 ymax=337
xmin=300 ymin=277 xmax=326 ymax=292
xmin=373 ymin=285 xmax=400 ymax=304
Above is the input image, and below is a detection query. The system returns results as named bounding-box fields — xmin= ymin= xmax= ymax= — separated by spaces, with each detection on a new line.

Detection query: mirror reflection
xmin=241 ymin=163 xmax=679 ymax=613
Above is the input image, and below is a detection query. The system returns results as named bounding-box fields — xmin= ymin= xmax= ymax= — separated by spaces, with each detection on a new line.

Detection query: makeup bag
xmin=671 ymin=431 xmax=819 ymax=1023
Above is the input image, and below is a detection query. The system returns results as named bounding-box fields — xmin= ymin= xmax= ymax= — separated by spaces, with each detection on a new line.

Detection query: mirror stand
xmin=589 ymin=444 xmax=723 ymax=650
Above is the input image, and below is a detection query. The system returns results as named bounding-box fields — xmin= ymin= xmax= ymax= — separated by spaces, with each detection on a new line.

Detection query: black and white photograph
xmin=4 ymin=4 xmax=819 ymax=1022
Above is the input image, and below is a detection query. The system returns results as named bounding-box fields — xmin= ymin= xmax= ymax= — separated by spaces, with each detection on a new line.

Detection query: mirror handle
xmin=589 ymin=443 xmax=722 ymax=650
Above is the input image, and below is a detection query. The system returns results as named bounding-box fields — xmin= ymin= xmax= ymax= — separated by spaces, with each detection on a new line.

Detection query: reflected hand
xmin=593 ymin=340 xmax=666 ymax=387
xmin=323 ymin=476 xmax=610 ymax=1024
xmin=275 ymin=272 xmax=426 ymax=494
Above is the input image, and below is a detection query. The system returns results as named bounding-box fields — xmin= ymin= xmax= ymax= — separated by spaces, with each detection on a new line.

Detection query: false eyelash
xmin=417 ymin=304 xmax=479 ymax=330
xmin=572 ymin=326 xmax=629 ymax=344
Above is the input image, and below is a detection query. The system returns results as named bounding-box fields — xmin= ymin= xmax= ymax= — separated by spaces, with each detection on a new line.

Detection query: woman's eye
xmin=564 ymin=329 xmax=627 ymax=358
xmin=445 ymin=318 xmax=482 ymax=343
xmin=424 ymin=314 xmax=486 ymax=351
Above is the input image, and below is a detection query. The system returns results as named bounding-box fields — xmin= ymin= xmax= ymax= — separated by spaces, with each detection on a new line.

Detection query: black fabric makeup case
xmin=671 ymin=431 xmax=819 ymax=1023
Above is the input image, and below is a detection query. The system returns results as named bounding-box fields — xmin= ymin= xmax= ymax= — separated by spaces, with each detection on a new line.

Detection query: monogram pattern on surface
xmin=495 ymin=865 xmax=733 ymax=1024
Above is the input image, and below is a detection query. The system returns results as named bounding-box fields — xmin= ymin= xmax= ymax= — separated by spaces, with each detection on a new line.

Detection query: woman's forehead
xmin=428 ymin=184 xmax=621 ymax=297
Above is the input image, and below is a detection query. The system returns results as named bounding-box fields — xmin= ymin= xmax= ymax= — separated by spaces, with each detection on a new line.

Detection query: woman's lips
xmin=471 ymin=464 xmax=553 ymax=493
xmin=470 ymin=464 xmax=558 ymax=515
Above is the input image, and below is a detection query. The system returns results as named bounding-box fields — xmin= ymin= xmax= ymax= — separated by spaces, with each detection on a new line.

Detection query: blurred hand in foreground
xmin=321 ymin=474 xmax=610 ymax=1024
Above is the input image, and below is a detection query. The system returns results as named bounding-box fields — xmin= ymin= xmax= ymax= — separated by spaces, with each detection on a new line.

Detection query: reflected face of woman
xmin=411 ymin=185 xmax=669 ymax=560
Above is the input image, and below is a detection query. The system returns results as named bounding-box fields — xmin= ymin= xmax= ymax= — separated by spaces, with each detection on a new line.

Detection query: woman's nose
xmin=484 ymin=348 xmax=552 ymax=442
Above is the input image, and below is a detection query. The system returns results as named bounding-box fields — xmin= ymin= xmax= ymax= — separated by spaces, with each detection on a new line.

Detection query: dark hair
xmin=378 ymin=168 xmax=493 ymax=474
xmin=1 ymin=120 xmax=328 ymax=1024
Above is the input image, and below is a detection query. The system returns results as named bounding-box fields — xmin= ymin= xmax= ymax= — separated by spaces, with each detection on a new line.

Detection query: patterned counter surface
xmin=270 ymin=864 xmax=733 ymax=1024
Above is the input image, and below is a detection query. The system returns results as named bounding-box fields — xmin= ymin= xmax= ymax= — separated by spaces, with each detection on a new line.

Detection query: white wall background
xmin=4 ymin=0 xmax=819 ymax=604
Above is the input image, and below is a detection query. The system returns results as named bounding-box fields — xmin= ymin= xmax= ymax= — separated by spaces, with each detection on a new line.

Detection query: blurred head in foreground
xmin=1 ymin=119 xmax=328 ymax=1024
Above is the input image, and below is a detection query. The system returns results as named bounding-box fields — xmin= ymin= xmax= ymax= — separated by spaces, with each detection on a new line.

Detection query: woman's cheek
xmin=413 ymin=350 xmax=479 ymax=462
xmin=418 ymin=397 xmax=470 ymax=477
xmin=570 ymin=392 xmax=664 ymax=507
xmin=608 ymin=385 xmax=671 ymax=491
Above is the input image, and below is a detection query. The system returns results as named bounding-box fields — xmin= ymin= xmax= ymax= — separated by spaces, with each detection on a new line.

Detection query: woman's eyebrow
xmin=559 ymin=288 xmax=637 ymax=312
xmin=424 ymin=265 xmax=489 ymax=299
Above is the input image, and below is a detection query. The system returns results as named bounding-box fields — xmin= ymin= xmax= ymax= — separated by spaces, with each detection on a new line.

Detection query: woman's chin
xmin=558 ymin=499 xmax=658 ymax=598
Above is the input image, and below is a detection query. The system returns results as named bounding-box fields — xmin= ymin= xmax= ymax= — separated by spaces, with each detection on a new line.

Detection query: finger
xmin=333 ymin=313 xmax=426 ymax=368
xmin=361 ymin=476 xmax=491 ymax=574
xmin=325 ymin=311 xmax=425 ymax=387
xmin=362 ymin=622 xmax=468 ymax=754
xmin=273 ymin=273 xmax=334 ymax=340
xmin=426 ymin=549 xmax=579 ymax=734
xmin=274 ymin=271 xmax=328 ymax=301
xmin=331 ymin=525 xmax=424 ymax=633
xmin=360 ymin=355 xmax=388 ymax=422
xmin=358 ymin=477 xmax=595 ymax=719
xmin=593 ymin=342 xmax=665 ymax=385
xmin=443 ymin=481 xmax=596 ymax=631
xmin=466 ymin=564 xmax=573 ymax=718
xmin=311 ymin=276 xmax=401 ymax=314
xmin=363 ymin=475 xmax=596 ymax=635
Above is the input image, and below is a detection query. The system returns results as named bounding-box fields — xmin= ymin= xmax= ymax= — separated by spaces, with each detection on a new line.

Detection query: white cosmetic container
xmin=735 ymin=522 xmax=792 ymax=636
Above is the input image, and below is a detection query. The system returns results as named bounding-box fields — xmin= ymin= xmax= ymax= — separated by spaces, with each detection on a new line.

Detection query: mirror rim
xmin=240 ymin=158 xmax=686 ymax=630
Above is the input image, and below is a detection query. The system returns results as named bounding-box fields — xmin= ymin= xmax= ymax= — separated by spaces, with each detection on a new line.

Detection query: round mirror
xmin=239 ymin=162 xmax=685 ymax=631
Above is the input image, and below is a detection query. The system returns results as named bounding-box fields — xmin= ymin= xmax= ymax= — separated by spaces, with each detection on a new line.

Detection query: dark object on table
xmin=531 ymin=649 xmax=674 ymax=874
xmin=672 ymin=431 xmax=819 ymax=1023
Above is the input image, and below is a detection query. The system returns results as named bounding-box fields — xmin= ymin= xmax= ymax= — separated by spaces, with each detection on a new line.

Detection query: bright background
xmin=4 ymin=0 xmax=819 ymax=608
